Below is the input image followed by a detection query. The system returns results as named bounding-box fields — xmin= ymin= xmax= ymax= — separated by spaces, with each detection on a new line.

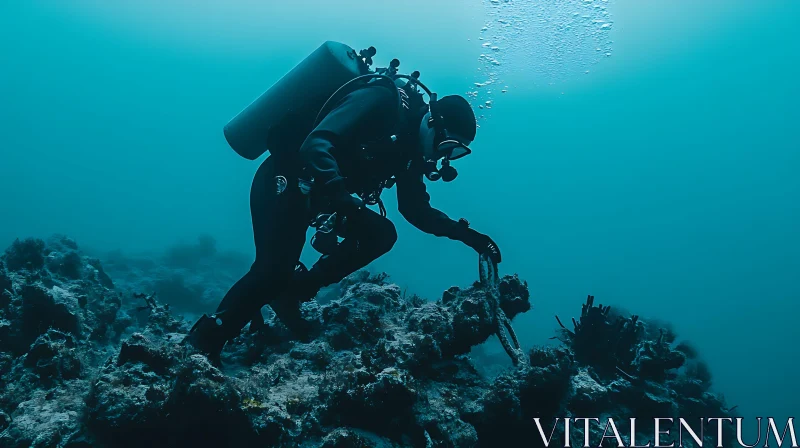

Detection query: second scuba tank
xmin=223 ymin=41 xmax=369 ymax=160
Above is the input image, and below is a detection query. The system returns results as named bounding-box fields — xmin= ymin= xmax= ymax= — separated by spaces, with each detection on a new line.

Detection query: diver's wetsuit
xmin=212 ymin=84 xmax=466 ymax=341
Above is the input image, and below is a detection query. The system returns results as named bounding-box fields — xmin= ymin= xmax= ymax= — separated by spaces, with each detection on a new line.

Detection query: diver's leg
xmin=288 ymin=208 xmax=398 ymax=300
xmin=185 ymin=155 xmax=307 ymax=358
xmin=215 ymin=154 xmax=308 ymax=335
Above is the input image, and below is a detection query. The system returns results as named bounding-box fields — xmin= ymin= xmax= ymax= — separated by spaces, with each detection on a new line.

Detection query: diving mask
xmin=418 ymin=111 xmax=473 ymax=162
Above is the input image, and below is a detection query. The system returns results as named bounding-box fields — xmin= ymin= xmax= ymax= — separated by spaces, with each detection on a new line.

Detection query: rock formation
xmin=0 ymin=236 xmax=736 ymax=447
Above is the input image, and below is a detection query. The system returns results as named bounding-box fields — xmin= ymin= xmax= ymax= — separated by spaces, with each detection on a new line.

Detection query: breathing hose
xmin=314 ymin=73 xmax=435 ymax=128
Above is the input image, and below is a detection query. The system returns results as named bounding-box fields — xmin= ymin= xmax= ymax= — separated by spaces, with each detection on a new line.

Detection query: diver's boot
xmin=183 ymin=314 xmax=228 ymax=367
xmin=278 ymin=262 xmax=320 ymax=302
xmin=269 ymin=263 xmax=319 ymax=342
xmin=247 ymin=308 xmax=266 ymax=334
xmin=270 ymin=298 xmax=315 ymax=342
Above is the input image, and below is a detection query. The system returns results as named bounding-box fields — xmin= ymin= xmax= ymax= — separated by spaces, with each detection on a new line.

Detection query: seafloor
xmin=0 ymin=235 xmax=735 ymax=447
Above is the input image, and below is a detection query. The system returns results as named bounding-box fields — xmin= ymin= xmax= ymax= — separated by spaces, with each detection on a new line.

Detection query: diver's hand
xmin=452 ymin=219 xmax=502 ymax=263
xmin=464 ymin=230 xmax=502 ymax=264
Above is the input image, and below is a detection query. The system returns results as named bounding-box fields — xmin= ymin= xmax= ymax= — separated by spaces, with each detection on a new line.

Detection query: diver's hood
xmin=418 ymin=111 xmax=474 ymax=162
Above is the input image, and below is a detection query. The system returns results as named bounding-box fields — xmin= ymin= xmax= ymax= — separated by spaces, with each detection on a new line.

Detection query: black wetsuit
xmin=213 ymin=84 xmax=468 ymax=340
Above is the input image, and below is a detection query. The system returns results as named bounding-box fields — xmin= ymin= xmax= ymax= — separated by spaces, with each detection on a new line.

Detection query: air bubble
xmin=471 ymin=0 xmax=615 ymax=118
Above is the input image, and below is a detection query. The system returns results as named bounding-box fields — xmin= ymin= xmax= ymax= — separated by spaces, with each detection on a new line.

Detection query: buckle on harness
xmin=275 ymin=176 xmax=288 ymax=195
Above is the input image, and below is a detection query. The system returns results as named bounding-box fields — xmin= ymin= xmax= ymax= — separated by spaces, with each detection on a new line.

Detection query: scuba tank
xmin=223 ymin=42 xmax=442 ymax=255
xmin=223 ymin=41 xmax=370 ymax=160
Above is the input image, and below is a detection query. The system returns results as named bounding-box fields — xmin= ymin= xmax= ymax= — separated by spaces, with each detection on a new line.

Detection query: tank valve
xmin=377 ymin=58 xmax=401 ymax=77
xmin=359 ymin=46 xmax=377 ymax=66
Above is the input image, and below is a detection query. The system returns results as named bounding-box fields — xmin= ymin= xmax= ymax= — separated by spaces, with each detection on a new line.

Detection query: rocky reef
xmin=0 ymin=236 xmax=736 ymax=447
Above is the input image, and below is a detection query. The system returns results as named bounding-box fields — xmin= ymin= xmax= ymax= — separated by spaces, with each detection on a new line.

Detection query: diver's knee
xmin=373 ymin=220 xmax=398 ymax=256
xmin=247 ymin=261 xmax=269 ymax=278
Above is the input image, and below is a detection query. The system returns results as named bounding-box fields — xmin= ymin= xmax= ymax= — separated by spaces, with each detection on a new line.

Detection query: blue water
xmin=1 ymin=0 xmax=797 ymax=428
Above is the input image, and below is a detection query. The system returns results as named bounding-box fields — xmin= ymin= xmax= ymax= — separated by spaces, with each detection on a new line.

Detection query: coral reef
xmin=0 ymin=236 xmax=736 ymax=447
xmin=0 ymin=236 xmax=136 ymax=447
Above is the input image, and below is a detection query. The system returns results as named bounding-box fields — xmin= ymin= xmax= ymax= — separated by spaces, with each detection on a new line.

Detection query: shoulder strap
xmin=315 ymin=75 xmax=402 ymax=128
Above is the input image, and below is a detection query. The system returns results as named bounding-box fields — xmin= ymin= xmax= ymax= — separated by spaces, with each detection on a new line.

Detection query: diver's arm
xmin=395 ymin=172 xmax=463 ymax=238
xmin=396 ymin=173 xmax=502 ymax=262
xmin=299 ymin=85 xmax=398 ymax=193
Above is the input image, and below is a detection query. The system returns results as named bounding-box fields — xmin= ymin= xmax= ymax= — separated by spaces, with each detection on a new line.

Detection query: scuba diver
xmin=185 ymin=43 xmax=501 ymax=363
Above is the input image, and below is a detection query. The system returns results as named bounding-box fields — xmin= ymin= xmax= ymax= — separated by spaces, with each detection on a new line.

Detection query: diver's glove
xmin=325 ymin=178 xmax=364 ymax=217
xmin=452 ymin=218 xmax=502 ymax=263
